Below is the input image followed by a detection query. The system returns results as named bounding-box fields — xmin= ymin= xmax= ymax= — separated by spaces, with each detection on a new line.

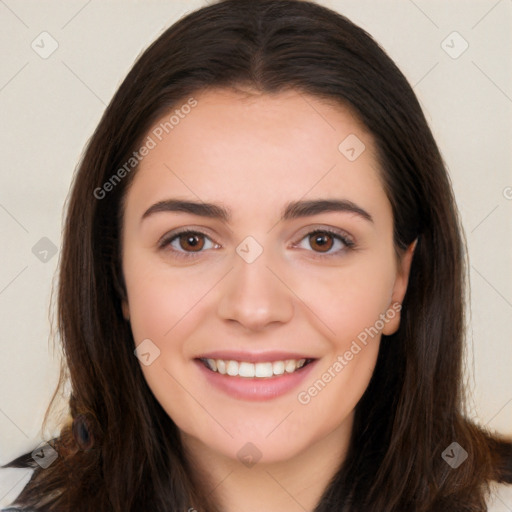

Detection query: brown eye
xmin=161 ymin=230 xmax=217 ymax=259
xmin=308 ymin=232 xmax=334 ymax=252
xmin=295 ymin=229 xmax=354 ymax=257
xmin=178 ymin=233 xmax=205 ymax=252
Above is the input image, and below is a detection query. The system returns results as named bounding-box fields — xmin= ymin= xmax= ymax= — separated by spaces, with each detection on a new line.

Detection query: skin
xmin=120 ymin=88 xmax=416 ymax=512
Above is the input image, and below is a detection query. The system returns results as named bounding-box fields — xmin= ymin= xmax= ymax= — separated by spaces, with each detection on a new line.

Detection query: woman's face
xmin=120 ymin=88 xmax=414 ymax=465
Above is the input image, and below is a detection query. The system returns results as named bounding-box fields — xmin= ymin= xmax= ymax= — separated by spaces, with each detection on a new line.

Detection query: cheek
xmin=123 ymin=260 xmax=218 ymax=419
xmin=288 ymin=254 xmax=396 ymax=411
xmin=123 ymin=254 xmax=214 ymax=345
xmin=123 ymin=264 xmax=212 ymax=436
xmin=293 ymin=256 xmax=396 ymax=347
xmin=292 ymin=271 xmax=389 ymax=435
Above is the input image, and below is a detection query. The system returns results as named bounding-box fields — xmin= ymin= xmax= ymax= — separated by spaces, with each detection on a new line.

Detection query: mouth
xmin=194 ymin=352 xmax=319 ymax=401
xmin=196 ymin=357 xmax=316 ymax=378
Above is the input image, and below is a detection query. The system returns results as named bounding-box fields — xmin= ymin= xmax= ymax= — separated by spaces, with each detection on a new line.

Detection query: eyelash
xmin=158 ymin=228 xmax=355 ymax=260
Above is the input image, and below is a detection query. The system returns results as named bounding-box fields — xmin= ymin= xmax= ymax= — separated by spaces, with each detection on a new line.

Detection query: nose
xmin=216 ymin=248 xmax=294 ymax=332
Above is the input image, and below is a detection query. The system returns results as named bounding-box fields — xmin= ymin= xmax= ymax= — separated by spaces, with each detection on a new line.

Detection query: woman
xmin=3 ymin=0 xmax=511 ymax=510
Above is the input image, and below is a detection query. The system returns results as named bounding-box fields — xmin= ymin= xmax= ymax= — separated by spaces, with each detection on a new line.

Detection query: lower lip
xmin=194 ymin=359 xmax=318 ymax=401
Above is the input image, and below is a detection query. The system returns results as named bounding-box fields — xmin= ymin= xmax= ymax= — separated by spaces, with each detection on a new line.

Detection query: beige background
xmin=0 ymin=0 xmax=511 ymax=508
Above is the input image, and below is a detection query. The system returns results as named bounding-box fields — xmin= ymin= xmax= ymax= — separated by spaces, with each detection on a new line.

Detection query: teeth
xmin=285 ymin=359 xmax=296 ymax=373
xmin=226 ymin=360 xmax=239 ymax=376
xmin=255 ymin=362 xmax=273 ymax=378
xmin=216 ymin=359 xmax=226 ymax=375
xmin=272 ymin=361 xmax=285 ymax=375
xmin=238 ymin=361 xmax=255 ymax=378
xmin=203 ymin=358 xmax=309 ymax=378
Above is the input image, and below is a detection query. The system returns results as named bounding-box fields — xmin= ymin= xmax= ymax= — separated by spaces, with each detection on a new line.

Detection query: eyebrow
xmin=141 ymin=198 xmax=373 ymax=224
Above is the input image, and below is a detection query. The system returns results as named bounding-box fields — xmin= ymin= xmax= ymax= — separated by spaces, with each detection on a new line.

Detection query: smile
xmin=199 ymin=357 xmax=314 ymax=378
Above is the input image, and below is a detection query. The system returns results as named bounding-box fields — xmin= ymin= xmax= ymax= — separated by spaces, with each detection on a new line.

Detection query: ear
xmin=122 ymin=299 xmax=130 ymax=322
xmin=382 ymin=238 xmax=417 ymax=335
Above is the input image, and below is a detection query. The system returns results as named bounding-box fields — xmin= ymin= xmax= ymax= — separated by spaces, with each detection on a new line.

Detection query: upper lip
xmin=196 ymin=350 xmax=317 ymax=363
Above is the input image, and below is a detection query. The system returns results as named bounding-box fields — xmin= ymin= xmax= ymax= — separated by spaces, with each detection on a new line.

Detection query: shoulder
xmin=487 ymin=482 xmax=512 ymax=511
xmin=0 ymin=466 xmax=34 ymax=512
xmin=2 ymin=509 xmax=37 ymax=511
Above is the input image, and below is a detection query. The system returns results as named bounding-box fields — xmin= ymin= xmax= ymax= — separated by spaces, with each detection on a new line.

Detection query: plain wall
xmin=0 ymin=0 xmax=511 ymax=508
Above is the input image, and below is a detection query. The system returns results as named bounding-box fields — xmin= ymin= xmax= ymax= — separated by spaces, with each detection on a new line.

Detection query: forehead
xmin=123 ymin=88 xmax=388 ymax=225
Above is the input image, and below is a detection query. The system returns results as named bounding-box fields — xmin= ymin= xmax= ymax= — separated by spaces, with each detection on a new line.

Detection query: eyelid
xmin=158 ymin=225 xmax=216 ymax=245
xmin=292 ymin=224 xmax=355 ymax=245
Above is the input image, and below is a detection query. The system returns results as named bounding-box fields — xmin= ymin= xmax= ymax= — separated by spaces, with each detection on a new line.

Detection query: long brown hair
xmin=4 ymin=1 xmax=511 ymax=510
